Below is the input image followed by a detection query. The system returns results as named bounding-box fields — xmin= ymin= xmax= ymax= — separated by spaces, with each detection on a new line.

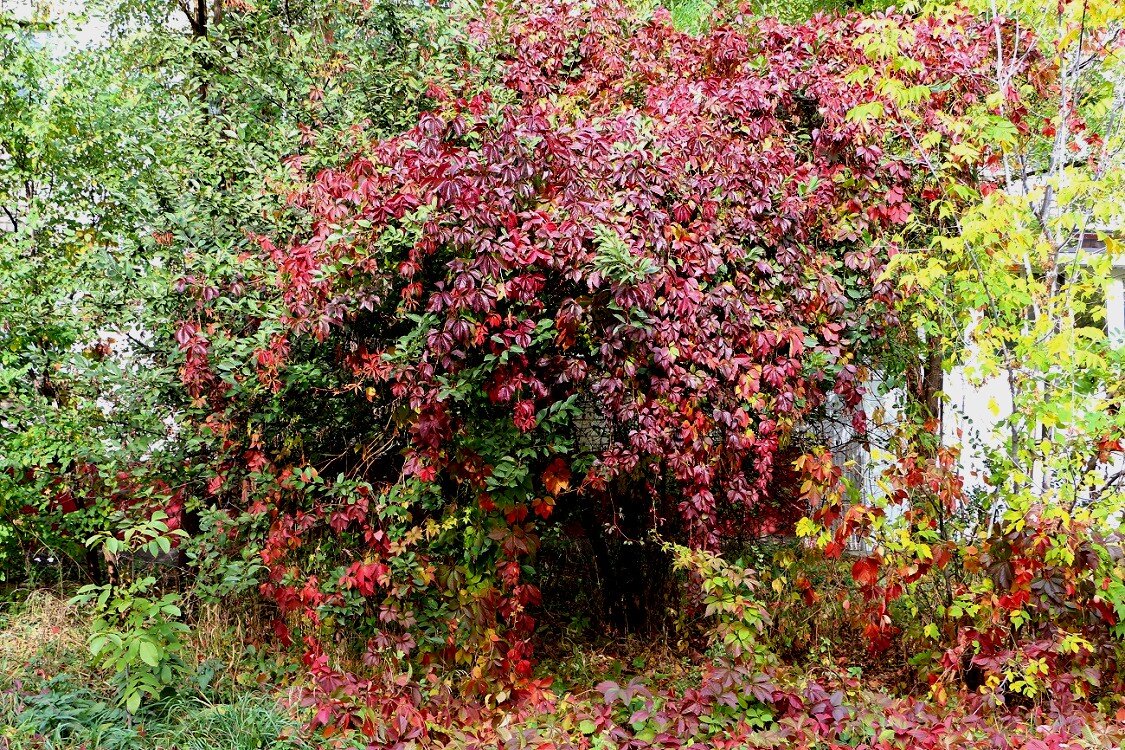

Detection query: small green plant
xmin=670 ymin=545 xmax=772 ymax=664
xmin=2 ymin=676 xmax=140 ymax=750
xmin=73 ymin=512 xmax=190 ymax=713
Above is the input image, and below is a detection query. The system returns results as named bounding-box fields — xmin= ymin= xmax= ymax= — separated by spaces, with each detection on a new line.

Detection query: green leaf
xmin=138 ymin=640 xmax=162 ymax=668
xmin=125 ymin=689 xmax=142 ymax=714
xmin=89 ymin=633 xmax=109 ymax=656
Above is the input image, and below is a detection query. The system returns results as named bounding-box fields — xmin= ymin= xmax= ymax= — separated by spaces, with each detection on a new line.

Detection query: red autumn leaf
xmin=531 ymin=495 xmax=555 ymax=519
xmin=272 ymin=618 xmax=294 ymax=648
xmin=852 ymin=556 xmax=881 ymax=587
xmin=542 ymin=458 xmax=571 ymax=496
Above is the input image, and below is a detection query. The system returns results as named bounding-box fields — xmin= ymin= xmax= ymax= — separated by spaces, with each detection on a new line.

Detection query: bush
xmin=167 ymin=7 xmax=1004 ymax=734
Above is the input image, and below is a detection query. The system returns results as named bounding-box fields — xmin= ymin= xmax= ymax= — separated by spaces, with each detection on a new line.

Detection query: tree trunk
xmin=580 ymin=476 xmax=674 ymax=636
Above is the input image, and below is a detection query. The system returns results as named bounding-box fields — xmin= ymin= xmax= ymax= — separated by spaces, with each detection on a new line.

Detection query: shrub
xmin=166 ymin=1 xmax=1008 ymax=739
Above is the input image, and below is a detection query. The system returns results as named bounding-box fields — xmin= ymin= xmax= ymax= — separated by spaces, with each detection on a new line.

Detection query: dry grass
xmin=0 ymin=590 xmax=93 ymax=688
xmin=540 ymin=635 xmax=701 ymax=696
xmin=185 ymin=601 xmax=257 ymax=673
xmin=181 ymin=598 xmax=300 ymax=689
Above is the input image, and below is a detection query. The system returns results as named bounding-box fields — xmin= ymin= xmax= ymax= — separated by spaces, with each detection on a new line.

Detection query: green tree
xmin=804 ymin=0 xmax=1125 ymax=704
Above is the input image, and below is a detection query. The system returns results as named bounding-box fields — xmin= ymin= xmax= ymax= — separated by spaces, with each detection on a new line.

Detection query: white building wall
xmin=831 ymin=258 xmax=1125 ymax=515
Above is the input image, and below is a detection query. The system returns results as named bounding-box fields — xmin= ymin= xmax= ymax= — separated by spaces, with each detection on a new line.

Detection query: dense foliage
xmin=171 ymin=0 xmax=1015 ymax=727
xmin=2 ymin=0 xmax=1125 ymax=747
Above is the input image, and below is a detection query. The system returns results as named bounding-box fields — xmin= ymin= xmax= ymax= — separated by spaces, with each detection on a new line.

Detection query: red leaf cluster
xmin=171 ymin=0 xmax=1009 ymax=737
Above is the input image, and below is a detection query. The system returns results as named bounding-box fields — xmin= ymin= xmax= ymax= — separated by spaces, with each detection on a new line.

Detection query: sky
xmin=4 ymin=0 xmax=110 ymax=50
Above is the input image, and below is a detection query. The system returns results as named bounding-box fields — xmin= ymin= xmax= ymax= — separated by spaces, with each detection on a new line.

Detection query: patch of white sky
xmin=3 ymin=0 xmax=110 ymax=51
xmin=5 ymin=0 xmax=190 ymax=54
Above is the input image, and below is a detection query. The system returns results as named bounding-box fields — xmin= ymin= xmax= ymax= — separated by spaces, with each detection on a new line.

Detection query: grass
xmin=0 ymin=590 xmax=92 ymax=685
xmin=147 ymin=694 xmax=310 ymax=750
xmin=0 ymin=590 xmax=310 ymax=750
xmin=2 ymin=684 xmax=310 ymax=750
